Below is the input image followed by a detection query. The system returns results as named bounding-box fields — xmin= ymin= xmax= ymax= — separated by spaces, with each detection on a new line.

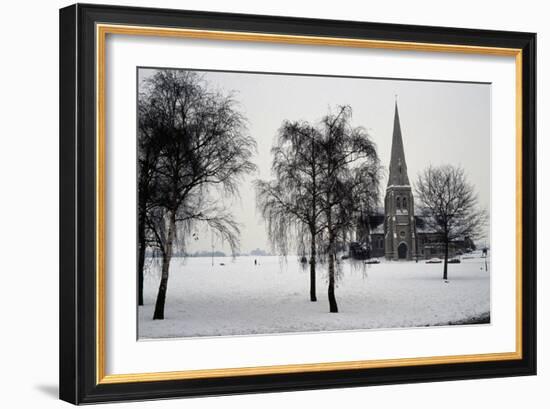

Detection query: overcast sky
xmin=139 ymin=68 xmax=491 ymax=254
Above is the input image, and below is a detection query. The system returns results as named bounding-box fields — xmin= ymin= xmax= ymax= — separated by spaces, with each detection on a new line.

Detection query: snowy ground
xmin=139 ymin=253 xmax=490 ymax=339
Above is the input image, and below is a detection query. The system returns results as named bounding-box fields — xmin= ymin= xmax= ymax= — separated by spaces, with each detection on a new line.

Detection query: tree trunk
xmin=443 ymin=238 xmax=449 ymax=281
xmin=153 ymin=211 xmax=176 ymax=320
xmin=309 ymin=231 xmax=317 ymax=302
xmin=328 ymin=248 xmax=338 ymax=312
xmin=310 ymin=139 xmax=318 ymax=303
xmin=327 ymin=211 xmax=338 ymax=313
xmin=137 ymin=205 xmax=146 ymax=306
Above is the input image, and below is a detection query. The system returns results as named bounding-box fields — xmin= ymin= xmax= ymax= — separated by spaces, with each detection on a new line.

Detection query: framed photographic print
xmin=59 ymin=3 xmax=536 ymax=404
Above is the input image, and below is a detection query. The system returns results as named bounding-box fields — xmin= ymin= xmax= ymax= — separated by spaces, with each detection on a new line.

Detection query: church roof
xmin=387 ymin=102 xmax=410 ymax=187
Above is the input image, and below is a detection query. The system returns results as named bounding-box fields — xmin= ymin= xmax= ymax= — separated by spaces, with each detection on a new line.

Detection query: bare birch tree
xmin=256 ymin=106 xmax=380 ymax=312
xmin=137 ymin=90 xmax=165 ymax=306
xmin=315 ymin=106 xmax=380 ymax=312
xmin=415 ymin=165 xmax=488 ymax=281
xmin=255 ymin=121 xmax=324 ymax=301
xmin=138 ymin=70 xmax=256 ymax=319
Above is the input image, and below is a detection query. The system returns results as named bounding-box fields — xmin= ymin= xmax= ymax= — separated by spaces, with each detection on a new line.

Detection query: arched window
xmin=402 ymin=197 xmax=407 ymax=209
xmin=396 ymin=197 xmax=401 ymax=209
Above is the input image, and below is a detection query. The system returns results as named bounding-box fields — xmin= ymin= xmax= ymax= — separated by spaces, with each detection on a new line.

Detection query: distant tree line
xmin=186 ymin=250 xmax=227 ymax=258
xmin=250 ymin=248 xmax=271 ymax=256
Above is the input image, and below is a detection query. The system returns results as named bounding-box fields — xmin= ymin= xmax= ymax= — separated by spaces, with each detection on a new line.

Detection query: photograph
xmin=136 ymin=67 xmax=491 ymax=339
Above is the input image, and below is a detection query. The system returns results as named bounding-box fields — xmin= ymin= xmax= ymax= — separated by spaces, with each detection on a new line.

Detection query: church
xmin=354 ymin=103 xmax=474 ymax=261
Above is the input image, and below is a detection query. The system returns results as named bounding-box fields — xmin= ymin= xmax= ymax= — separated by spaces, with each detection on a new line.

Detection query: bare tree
xmin=137 ymin=90 xmax=164 ymax=306
xmin=255 ymin=121 xmax=324 ymax=302
xmin=315 ymin=106 xmax=380 ymax=313
xmin=138 ymin=70 xmax=256 ymax=319
xmin=256 ymin=108 xmax=380 ymax=310
xmin=415 ymin=165 xmax=488 ymax=280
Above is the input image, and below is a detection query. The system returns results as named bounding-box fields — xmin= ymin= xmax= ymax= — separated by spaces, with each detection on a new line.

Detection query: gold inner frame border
xmin=95 ymin=23 xmax=523 ymax=385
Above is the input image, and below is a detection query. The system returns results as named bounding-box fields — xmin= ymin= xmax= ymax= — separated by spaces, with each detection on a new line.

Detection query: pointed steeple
xmin=387 ymin=102 xmax=410 ymax=186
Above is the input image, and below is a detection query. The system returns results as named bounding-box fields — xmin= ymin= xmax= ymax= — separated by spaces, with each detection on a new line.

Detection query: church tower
xmin=384 ymin=102 xmax=416 ymax=260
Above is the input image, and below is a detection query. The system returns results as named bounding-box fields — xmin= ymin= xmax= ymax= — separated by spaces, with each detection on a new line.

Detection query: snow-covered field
xmin=139 ymin=253 xmax=490 ymax=338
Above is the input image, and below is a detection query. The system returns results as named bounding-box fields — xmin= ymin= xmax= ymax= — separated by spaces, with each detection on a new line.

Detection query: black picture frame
xmin=60 ymin=3 xmax=536 ymax=404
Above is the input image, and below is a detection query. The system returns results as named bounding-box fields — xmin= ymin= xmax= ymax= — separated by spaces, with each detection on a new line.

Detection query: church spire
xmin=387 ymin=101 xmax=410 ymax=186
